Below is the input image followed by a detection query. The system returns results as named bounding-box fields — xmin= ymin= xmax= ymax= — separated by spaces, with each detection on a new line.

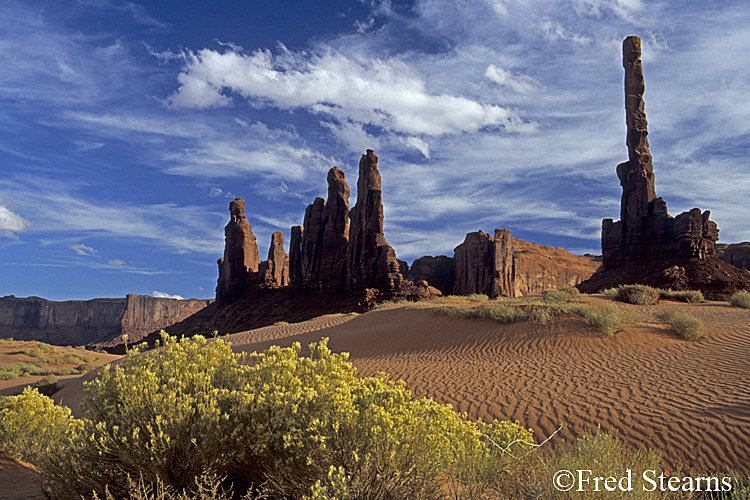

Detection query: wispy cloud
xmin=152 ymin=290 xmax=184 ymax=299
xmin=70 ymin=243 xmax=98 ymax=256
xmin=168 ymin=47 xmax=533 ymax=137
xmin=0 ymin=206 xmax=32 ymax=238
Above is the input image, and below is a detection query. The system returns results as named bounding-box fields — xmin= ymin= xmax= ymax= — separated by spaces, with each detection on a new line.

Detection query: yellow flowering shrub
xmin=2 ymin=333 xmax=533 ymax=499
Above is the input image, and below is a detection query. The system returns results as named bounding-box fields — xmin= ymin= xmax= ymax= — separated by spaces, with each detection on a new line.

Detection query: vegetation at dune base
xmin=2 ymin=332 xmax=749 ymax=499
xmin=0 ymin=340 xmax=97 ymax=381
xmin=432 ymin=286 xmax=631 ymax=336
xmin=657 ymin=310 xmax=706 ymax=341
xmin=1 ymin=333 xmax=535 ymax=500
xmin=602 ymin=285 xmax=704 ymax=305
xmin=729 ymin=290 xmax=750 ymax=309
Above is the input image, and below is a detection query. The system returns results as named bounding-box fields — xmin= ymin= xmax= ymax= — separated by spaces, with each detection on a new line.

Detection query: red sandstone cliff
xmin=0 ymin=294 xmax=212 ymax=347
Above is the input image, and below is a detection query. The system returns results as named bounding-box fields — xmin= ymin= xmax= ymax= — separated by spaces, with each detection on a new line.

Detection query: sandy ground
xmin=225 ymin=298 xmax=750 ymax=473
xmin=0 ymin=454 xmax=47 ymax=500
xmin=3 ymin=298 xmax=749 ymax=497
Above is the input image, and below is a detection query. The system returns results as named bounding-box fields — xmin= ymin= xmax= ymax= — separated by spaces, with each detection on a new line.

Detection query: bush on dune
xmin=730 ymin=290 xmax=750 ymax=309
xmin=656 ymin=310 xmax=705 ymax=341
xmin=4 ymin=333 xmax=532 ymax=500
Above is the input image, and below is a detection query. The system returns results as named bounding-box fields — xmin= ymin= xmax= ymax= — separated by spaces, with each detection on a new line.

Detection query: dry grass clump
xmin=467 ymin=293 xmax=490 ymax=302
xmin=603 ymin=285 xmax=704 ymax=305
xmin=542 ymin=285 xmax=580 ymax=304
xmin=607 ymin=284 xmax=662 ymax=305
xmin=576 ymin=303 xmax=631 ymax=337
xmin=0 ymin=341 xmax=97 ymax=380
xmin=661 ymin=289 xmax=704 ymax=303
xmin=656 ymin=310 xmax=705 ymax=341
xmin=730 ymin=290 xmax=750 ymax=309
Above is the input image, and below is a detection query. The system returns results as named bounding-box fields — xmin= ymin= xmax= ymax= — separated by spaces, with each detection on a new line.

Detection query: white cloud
xmin=108 ymin=259 xmax=126 ymax=266
xmin=0 ymin=205 xmax=31 ymax=238
xmin=321 ymin=120 xmax=381 ymax=153
xmin=152 ymin=290 xmax=184 ymax=299
xmin=484 ymin=64 xmax=539 ymax=94
xmin=70 ymin=243 xmax=98 ymax=256
xmin=571 ymin=0 xmax=644 ymax=21
xmin=398 ymin=136 xmax=431 ymax=158
xmin=168 ymin=48 xmax=529 ymax=137
xmin=540 ymin=19 xmax=592 ymax=45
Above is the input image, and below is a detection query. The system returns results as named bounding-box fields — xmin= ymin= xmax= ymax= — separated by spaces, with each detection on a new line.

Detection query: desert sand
xmin=225 ymin=297 xmax=750 ymax=474
xmin=4 ymin=297 xmax=749 ymax=496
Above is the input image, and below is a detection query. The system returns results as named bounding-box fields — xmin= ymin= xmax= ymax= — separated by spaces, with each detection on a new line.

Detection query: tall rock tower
xmin=216 ymin=198 xmax=260 ymax=301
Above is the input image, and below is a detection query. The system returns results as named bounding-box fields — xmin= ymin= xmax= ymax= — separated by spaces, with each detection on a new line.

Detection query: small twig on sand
xmin=484 ymin=423 xmax=564 ymax=460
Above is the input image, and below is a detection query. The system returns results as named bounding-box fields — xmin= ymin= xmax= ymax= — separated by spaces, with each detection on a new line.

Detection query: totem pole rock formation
xmin=601 ymin=36 xmax=719 ymax=269
xmin=290 ymin=167 xmax=351 ymax=290
xmin=216 ymin=198 xmax=260 ymax=301
xmin=259 ymin=231 xmax=289 ymax=288
xmin=347 ymin=149 xmax=404 ymax=293
xmin=579 ymin=36 xmax=750 ymax=297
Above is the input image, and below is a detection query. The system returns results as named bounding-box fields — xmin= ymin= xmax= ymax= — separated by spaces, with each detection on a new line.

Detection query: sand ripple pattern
xmin=232 ymin=302 xmax=750 ymax=473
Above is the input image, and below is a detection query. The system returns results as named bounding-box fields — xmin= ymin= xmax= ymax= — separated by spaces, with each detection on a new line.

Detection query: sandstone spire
xmin=618 ymin=35 xmax=656 ymax=253
xmin=347 ymin=149 xmax=403 ymax=291
xmin=600 ymin=36 xmax=720 ymax=270
xmin=216 ymin=198 xmax=260 ymax=301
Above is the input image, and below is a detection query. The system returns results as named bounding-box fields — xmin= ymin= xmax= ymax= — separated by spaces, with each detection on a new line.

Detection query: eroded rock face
xmin=717 ymin=243 xmax=750 ymax=270
xmin=347 ymin=150 xmax=404 ymax=292
xmin=453 ymin=231 xmax=496 ymax=296
xmin=512 ymin=240 xmax=600 ymax=296
xmin=453 ymin=229 xmax=596 ymax=298
xmin=407 ymin=255 xmax=455 ymax=296
xmin=259 ymin=231 xmax=288 ymax=288
xmin=216 ymin=198 xmax=260 ymax=301
xmin=601 ymin=36 xmax=719 ymax=269
xmin=0 ymin=294 xmax=212 ymax=347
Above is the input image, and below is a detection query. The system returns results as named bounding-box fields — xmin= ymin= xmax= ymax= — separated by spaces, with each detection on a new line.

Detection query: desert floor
xmin=2 ymin=295 xmax=749 ymax=497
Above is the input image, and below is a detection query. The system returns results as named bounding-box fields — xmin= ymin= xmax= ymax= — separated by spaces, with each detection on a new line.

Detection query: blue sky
xmin=2 ymin=0 xmax=750 ymax=301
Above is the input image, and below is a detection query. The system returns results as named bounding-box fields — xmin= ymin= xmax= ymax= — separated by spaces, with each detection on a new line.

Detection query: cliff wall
xmin=0 ymin=294 xmax=211 ymax=346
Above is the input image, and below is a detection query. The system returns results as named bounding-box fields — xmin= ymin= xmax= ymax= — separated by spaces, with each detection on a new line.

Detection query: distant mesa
xmin=578 ymin=36 xmax=750 ymax=297
xmin=0 ymin=294 xmax=212 ymax=348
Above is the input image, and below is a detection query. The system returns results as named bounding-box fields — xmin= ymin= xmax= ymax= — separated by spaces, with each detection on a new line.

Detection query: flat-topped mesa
xmin=347 ymin=149 xmax=404 ymax=292
xmin=601 ymin=36 xmax=719 ymax=270
xmin=216 ymin=198 xmax=260 ymax=301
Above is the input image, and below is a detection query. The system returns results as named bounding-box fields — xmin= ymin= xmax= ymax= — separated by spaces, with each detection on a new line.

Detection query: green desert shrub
xmin=467 ymin=293 xmax=490 ymax=302
xmin=464 ymin=303 xmax=527 ymax=324
xmin=661 ymin=289 xmax=704 ymax=303
xmin=613 ymin=284 xmax=662 ymax=305
xmin=0 ymin=387 xmax=81 ymax=465
xmin=656 ymin=310 xmax=705 ymax=341
xmin=730 ymin=290 xmax=750 ymax=309
xmin=576 ymin=304 xmax=630 ymax=336
xmin=497 ymin=428 xmax=664 ymax=500
xmin=38 ymin=333 xmax=533 ymax=500
xmin=543 ymin=286 xmax=580 ymax=304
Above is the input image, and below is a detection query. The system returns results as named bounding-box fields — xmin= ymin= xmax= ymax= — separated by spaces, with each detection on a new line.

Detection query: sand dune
xmin=227 ymin=300 xmax=750 ymax=473
xmin=13 ymin=298 xmax=750 ymax=475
